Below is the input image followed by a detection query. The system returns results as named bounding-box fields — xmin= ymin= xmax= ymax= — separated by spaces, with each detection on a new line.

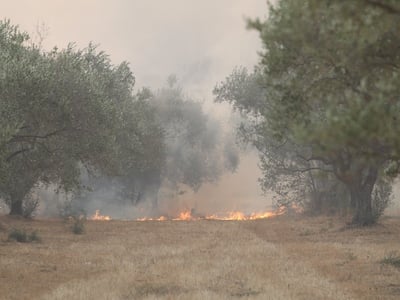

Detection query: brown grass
xmin=0 ymin=215 xmax=399 ymax=299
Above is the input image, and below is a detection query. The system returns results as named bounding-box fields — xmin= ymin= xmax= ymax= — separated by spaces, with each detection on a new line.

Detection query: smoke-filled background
xmin=0 ymin=0 xmax=275 ymax=218
xmin=2 ymin=1 xmax=399 ymax=218
xmin=1 ymin=1 xmax=266 ymax=94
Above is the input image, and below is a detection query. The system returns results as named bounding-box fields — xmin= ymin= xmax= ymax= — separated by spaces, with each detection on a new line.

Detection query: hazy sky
xmin=2 ymin=0 xmax=267 ymax=98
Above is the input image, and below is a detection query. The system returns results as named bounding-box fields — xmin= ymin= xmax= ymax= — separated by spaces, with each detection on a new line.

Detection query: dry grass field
xmin=0 ymin=215 xmax=400 ymax=299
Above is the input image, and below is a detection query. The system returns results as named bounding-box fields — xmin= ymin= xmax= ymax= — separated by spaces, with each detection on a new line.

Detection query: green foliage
xmin=148 ymin=78 xmax=239 ymax=193
xmin=250 ymin=0 xmax=400 ymax=156
xmin=0 ymin=19 xmax=237 ymax=215
xmin=217 ymin=1 xmax=400 ymax=224
xmin=214 ymin=67 xmax=266 ymax=114
xmin=215 ymin=67 xmax=343 ymax=215
xmin=255 ymin=0 xmax=400 ymax=224
xmin=381 ymin=251 xmax=400 ymax=268
xmin=70 ymin=78 xmax=239 ymax=211
xmin=0 ymin=20 xmax=165 ymax=215
xmin=8 ymin=228 xmax=41 ymax=243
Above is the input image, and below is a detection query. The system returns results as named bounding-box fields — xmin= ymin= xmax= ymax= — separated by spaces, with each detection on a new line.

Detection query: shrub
xmin=29 ymin=230 xmax=41 ymax=242
xmin=8 ymin=228 xmax=41 ymax=243
xmin=71 ymin=215 xmax=86 ymax=234
xmin=381 ymin=251 xmax=400 ymax=268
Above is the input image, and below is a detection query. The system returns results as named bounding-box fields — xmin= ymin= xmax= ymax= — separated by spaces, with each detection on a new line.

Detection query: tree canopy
xmin=63 ymin=78 xmax=239 ymax=216
xmin=0 ymin=20 xmax=239 ymax=217
xmin=0 ymin=20 xmax=164 ymax=215
xmin=216 ymin=0 xmax=400 ymax=224
xmin=149 ymin=78 xmax=239 ymax=193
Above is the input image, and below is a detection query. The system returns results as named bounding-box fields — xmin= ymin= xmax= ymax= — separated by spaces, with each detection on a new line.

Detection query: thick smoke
xmin=34 ymin=78 xmax=256 ymax=219
xmin=0 ymin=1 xmax=273 ymax=219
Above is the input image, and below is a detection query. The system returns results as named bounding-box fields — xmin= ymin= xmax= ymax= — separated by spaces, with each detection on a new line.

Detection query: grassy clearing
xmin=0 ymin=215 xmax=399 ymax=299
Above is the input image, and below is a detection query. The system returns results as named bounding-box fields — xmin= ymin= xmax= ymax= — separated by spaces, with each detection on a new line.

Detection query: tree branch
xmin=363 ymin=0 xmax=400 ymax=15
xmin=279 ymin=166 xmax=334 ymax=173
xmin=6 ymin=148 xmax=31 ymax=162
xmin=11 ymin=127 xmax=68 ymax=141
xmin=296 ymin=153 xmax=334 ymax=166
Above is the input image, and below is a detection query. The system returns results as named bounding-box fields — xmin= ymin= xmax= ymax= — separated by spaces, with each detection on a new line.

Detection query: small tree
xmin=150 ymin=80 xmax=239 ymax=193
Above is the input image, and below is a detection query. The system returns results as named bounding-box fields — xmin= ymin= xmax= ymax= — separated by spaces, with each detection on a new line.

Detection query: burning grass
xmin=87 ymin=207 xmax=284 ymax=222
xmin=0 ymin=215 xmax=399 ymax=299
xmin=136 ymin=207 xmax=286 ymax=221
xmin=89 ymin=210 xmax=112 ymax=221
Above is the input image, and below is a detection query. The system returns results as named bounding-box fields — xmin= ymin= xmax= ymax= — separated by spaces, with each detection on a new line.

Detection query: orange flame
xmin=136 ymin=207 xmax=286 ymax=222
xmin=90 ymin=210 xmax=112 ymax=221
xmin=136 ymin=216 xmax=168 ymax=221
xmin=173 ymin=210 xmax=194 ymax=221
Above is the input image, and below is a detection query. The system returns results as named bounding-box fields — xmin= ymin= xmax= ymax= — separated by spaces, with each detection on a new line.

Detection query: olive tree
xmin=0 ymin=20 xmax=164 ymax=216
xmin=243 ymin=0 xmax=400 ymax=225
xmin=215 ymin=67 xmax=391 ymax=217
xmin=74 ymin=78 xmax=239 ymax=215
xmin=215 ymin=1 xmax=400 ymax=224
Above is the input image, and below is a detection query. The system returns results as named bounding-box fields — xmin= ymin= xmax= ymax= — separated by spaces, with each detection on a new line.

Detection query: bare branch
xmin=11 ymin=127 xmax=68 ymax=141
xmin=279 ymin=166 xmax=334 ymax=173
xmin=363 ymin=0 xmax=400 ymax=15
xmin=6 ymin=148 xmax=31 ymax=162
xmin=296 ymin=153 xmax=334 ymax=166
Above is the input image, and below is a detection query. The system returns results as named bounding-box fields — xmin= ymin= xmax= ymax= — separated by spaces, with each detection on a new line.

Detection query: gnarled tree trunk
xmin=349 ymin=185 xmax=374 ymax=225
xmin=9 ymin=197 xmax=23 ymax=215
xmin=7 ymin=183 xmax=34 ymax=216
xmin=346 ymin=167 xmax=378 ymax=225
